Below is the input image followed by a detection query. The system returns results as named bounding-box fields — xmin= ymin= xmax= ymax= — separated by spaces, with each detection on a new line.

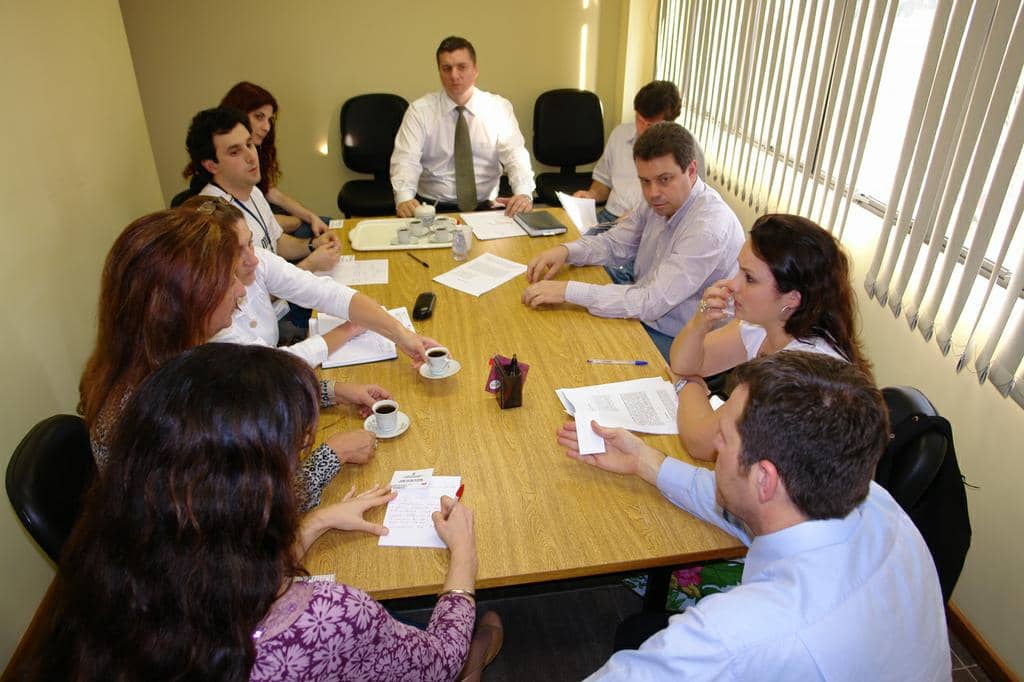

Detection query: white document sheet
xmin=556 ymin=191 xmax=598 ymax=232
xmin=574 ymin=408 xmax=606 ymax=455
xmin=318 ymin=255 xmax=389 ymax=285
xmin=379 ymin=474 xmax=462 ymax=548
xmin=556 ymin=376 xmax=679 ymax=435
xmin=459 ymin=210 xmax=527 ymax=240
xmin=433 ymin=253 xmax=527 ymax=297
xmin=314 ymin=306 xmax=415 ymax=368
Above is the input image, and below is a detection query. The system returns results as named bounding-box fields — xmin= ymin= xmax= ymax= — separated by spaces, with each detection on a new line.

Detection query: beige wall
xmin=0 ymin=0 xmax=164 ymax=666
xmin=717 ymin=190 xmax=1024 ymax=676
xmin=120 ymin=0 xmax=629 ymax=215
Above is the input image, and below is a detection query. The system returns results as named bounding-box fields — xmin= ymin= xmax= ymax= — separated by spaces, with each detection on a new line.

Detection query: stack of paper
xmin=313 ymin=306 xmax=415 ymax=368
xmin=459 ymin=211 xmax=527 ymax=240
xmin=379 ymin=469 xmax=462 ymax=548
xmin=556 ymin=377 xmax=679 ymax=435
xmin=317 ymin=255 xmax=389 ymax=286
xmin=555 ymin=191 xmax=598 ymax=232
xmin=433 ymin=253 xmax=527 ymax=297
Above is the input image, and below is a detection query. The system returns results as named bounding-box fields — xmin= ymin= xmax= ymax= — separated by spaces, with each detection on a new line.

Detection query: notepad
xmin=379 ymin=471 xmax=462 ymax=548
xmin=313 ymin=307 xmax=415 ymax=368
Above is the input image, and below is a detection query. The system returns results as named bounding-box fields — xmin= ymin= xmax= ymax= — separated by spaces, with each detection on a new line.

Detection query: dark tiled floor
xmin=392 ymin=575 xmax=992 ymax=681
xmin=950 ymin=626 xmax=991 ymax=681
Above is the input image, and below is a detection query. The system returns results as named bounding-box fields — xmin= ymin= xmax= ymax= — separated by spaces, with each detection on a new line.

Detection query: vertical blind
xmin=657 ymin=0 xmax=1024 ymax=409
xmin=656 ymin=0 xmax=897 ymax=239
xmin=862 ymin=0 xmax=1024 ymax=407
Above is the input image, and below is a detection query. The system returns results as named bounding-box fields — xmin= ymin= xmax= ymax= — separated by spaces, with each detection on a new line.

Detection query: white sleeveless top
xmin=738 ymin=321 xmax=847 ymax=362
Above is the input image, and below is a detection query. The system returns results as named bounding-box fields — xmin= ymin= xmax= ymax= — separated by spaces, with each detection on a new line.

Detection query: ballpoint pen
xmin=406 ymin=252 xmax=429 ymax=268
xmin=587 ymin=359 xmax=649 ymax=366
xmin=455 ymin=484 xmax=465 ymax=500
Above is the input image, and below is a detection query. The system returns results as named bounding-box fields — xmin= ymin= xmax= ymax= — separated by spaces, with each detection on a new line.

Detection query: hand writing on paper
xmin=525 ymin=245 xmax=569 ymax=282
xmin=432 ymin=495 xmax=476 ymax=555
xmin=522 ymin=280 xmax=568 ymax=307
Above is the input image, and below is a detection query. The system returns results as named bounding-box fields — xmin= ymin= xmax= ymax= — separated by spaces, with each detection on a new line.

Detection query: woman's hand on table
xmin=557 ymin=420 xmax=666 ymax=485
xmin=328 ymin=429 xmax=378 ymax=465
xmin=333 ymin=383 xmax=390 ymax=416
xmin=316 ymin=484 xmax=397 ymax=537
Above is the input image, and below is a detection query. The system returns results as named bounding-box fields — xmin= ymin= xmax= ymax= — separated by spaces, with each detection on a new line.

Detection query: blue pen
xmin=587 ymin=359 xmax=649 ymax=366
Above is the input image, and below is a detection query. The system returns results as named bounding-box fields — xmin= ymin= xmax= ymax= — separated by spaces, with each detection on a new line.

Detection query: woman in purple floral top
xmin=33 ymin=344 xmax=478 ymax=681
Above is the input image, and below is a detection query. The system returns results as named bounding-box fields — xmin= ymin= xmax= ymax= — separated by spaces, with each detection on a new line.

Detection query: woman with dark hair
xmin=80 ymin=199 xmax=390 ymax=510
xmin=39 ymin=343 xmax=480 ymax=681
xmin=221 ymin=81 xmax=329 ymax=236
xmin=669 ymin=213 xmax=871 ymax=460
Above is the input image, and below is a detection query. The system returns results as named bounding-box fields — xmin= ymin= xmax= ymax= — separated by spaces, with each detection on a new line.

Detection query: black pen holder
xmin=493 ymin=357 xmax=524 ymax=409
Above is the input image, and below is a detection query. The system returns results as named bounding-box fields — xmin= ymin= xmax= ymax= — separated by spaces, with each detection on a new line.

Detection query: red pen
xmin=455 ymin=484 xmax=465 ymax=500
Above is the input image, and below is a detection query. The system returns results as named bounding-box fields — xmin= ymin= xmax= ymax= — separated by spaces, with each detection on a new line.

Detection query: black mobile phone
xmin=412 ymin=292 xmax=436 ymax=320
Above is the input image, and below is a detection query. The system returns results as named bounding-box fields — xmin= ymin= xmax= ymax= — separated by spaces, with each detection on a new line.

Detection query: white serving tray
xmin=348 ymin=218 xmax=453 ymax=252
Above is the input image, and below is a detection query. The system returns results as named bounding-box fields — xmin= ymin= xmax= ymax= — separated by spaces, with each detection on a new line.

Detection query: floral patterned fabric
xmin=624 ymin=559 xmax=745 ymax=611
xmin=250 ymin=581 xmax=474 ymax=681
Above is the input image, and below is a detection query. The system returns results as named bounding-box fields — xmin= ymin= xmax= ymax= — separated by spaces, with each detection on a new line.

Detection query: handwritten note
xmin=319 ymin=255 xmax=389 ymax=285
xmin=379 ymin=475 xmax=461 ymax=548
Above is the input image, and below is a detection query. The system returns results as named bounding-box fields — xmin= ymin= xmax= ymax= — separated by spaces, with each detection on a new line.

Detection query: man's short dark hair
xmin=436 ymin=36 xmax=476 ymax=65
xmin=634 ymin=80 xmax=682 ymax=120
xmin=183 ymin=107 xmax=250 ymax=181
xmin=731 ymin=351 xmax=888 ymax=520
xmin=633 ymin=122 xmax=697 ymax=173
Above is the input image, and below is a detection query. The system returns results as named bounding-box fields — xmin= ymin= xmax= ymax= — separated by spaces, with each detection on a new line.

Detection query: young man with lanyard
xmin=185 ymin=107 xmax=340 ymax=273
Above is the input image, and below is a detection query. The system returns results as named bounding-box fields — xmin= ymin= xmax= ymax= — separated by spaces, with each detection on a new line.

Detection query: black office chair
xmin=875 ymin=386 xmax=971 ymax=602
xmin=6 ymin=415 xmax=96 ymax=563
xmin=336 ymin=93 xmax=409 ymax=217
xmin=170 ymin=188 xmax=198 ymax=207
xmin=532 ymin=89 xmax=605 ymax=206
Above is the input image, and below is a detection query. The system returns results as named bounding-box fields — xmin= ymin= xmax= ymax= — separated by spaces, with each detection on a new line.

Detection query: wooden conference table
xmin=304 ymin=209 xmax=745 ymax=600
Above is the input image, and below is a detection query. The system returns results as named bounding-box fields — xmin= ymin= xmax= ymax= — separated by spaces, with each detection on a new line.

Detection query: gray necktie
xmin=454 ymin=106 xmax=477 ymax=212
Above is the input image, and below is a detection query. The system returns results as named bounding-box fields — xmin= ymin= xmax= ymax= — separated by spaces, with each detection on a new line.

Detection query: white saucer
xmin=364 ymin=411 xmax=410 ymax=438
xmin=420 ymin=358 xmax=461 ymax=379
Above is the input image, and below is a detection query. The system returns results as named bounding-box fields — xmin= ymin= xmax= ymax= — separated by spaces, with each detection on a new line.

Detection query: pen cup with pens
xmin=486 ymin=354 xmax=527 ymax=409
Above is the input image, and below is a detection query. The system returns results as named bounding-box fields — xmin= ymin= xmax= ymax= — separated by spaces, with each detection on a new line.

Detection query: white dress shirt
xmin=390 ymin=87 xmax=535 ymax=204
xmin=200 ymin=182 xmax=283 ymax=253
xmin=563 ymin=178 xmax=744 ymax=337
xmin=592 ymin=122 xmax=643 ymax=217
xmin=211 ymin=248 xmax=355 ymax=367
xmin=587 ymin=459 xmax=951 ymax=681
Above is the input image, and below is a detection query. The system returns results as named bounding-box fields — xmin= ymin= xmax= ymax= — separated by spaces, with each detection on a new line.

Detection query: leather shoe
xmin=457 ymin=610 xmax=503 ymax=681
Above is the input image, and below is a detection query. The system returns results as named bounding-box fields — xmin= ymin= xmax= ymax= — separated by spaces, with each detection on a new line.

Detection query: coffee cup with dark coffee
xmin=371 ymin=399 xmax=400 ymax=434
xmin=426 ymin=346 xmax=450 ymax=376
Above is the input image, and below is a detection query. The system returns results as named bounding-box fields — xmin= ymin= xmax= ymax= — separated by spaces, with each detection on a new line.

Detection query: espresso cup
xmin=431 ymin=225 xmax=451 ymax=243
xmin=372 ymin=399 xmax=400 ymax=434
xmin=409 ymin=219 xmax=429 ymax=237
xmin=396 ymin=226 xmax=411 ymax=244
xmin=426 ymin=346 xmax=450 ymax=376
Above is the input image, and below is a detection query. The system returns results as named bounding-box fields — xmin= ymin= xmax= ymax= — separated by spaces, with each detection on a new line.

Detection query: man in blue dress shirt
xmin=558 ymin=351 xmax=950 ymax=681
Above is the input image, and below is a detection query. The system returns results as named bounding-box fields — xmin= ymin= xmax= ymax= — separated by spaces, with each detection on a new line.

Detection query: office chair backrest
xmin=876 ymin=386 xmax=971 ymax=602
xmin=533 ymin=89 xmax=604 ymax=173
xmin=340 ymin=93 xmax=409 ymax=181
xmin=6 ymin=414 xmax=96 ymax=563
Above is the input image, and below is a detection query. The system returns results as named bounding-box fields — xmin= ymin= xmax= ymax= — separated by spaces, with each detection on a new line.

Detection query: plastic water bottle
xmin=452 ymin=224 xmax=472 ymax=261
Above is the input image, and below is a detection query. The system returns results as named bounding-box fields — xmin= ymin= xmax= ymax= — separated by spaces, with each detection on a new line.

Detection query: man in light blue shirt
xmin=557 ymin=352 xmax=950 ymax=681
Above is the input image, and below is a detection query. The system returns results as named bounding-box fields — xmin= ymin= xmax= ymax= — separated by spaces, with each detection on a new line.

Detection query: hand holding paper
xmin=574 ymin=409 xmax=606 ymax=455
